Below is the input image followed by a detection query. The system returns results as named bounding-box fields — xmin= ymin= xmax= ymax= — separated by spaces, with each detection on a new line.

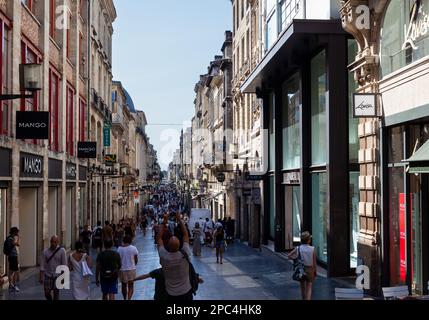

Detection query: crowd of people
xmin=1 ymin=183 xmax=318 ymax=301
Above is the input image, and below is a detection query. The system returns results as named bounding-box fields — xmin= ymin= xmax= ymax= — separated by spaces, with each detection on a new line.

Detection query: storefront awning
xmin=241 ymin=19 xmax=346 ymax=94
xmin=405 ymin=140 xmax=429 ymax=173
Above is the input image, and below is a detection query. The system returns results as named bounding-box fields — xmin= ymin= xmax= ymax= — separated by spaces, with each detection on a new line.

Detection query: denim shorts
xmin=100 ymin=278 xmax=118 ymax=295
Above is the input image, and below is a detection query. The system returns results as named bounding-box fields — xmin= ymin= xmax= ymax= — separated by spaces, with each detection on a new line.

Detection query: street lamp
xmin=0 ymin=64 xmax=42 ymax=101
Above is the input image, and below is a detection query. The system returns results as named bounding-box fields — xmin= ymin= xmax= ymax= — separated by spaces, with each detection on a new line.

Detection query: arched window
xmin=380 ymin=0 xmax=429 ymax=78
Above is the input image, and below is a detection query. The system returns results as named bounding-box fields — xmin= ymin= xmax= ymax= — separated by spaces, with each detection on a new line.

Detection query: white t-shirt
xmin=117 ymin=245 xmax=139 ymax=271
xmin=299 ymin=244 xmax=315 ymax=267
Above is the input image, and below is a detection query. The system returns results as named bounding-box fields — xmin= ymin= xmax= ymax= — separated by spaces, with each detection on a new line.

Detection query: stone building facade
xmin=231 ymin=0 xmax=263 ymax=247
xmin=0 ymin=0 xmax=117 ymax=274
xmin=341 ymin=0 xmax=429 ymax=295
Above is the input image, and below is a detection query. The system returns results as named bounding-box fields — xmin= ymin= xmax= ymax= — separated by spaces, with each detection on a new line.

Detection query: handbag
xmin=292 ymin=246 xmax=308 ymax=282
xmin=81 ymin=255 xmax=93 ymax=278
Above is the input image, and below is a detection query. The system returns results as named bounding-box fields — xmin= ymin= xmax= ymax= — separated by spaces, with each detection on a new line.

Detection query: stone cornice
xmin=340 ymin=0 xmax=390 ymax=87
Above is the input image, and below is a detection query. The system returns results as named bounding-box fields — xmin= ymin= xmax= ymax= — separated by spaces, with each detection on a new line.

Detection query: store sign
xmin=353 ymin=93 xmax=377 ymax=118
xmin=77 ymin=142 xmax=97 ymax=158
xmin=103 ymin=123 xmax=111 ymax=147
xmin=242 ymin=189 xmax=252 ymax=197
xmin=402 ymin=1 xmax=429 ymax=50
xmin=245 ymin=172 xmax=265 ymax=181
xmin=16 ymin=111 xmax=49 ymax=139
xmin=284 ymin=172 xmax=301 ymax=184
xmin=20 ymin=153 xmax=43 ymax=178
xmin=104 ymin=154 xmax=117 ymax=166
xmin=66 ymin=163 xmax=77 ymax=180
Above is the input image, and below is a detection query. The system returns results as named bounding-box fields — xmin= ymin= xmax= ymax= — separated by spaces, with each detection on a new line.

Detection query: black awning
xmin=405 ymin=140 xmax=429 ymax=173
xmin=241 ymin=19 xmax=346 ymax=93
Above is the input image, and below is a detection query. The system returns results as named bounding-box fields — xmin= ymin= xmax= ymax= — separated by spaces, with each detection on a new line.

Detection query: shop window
xmin=269 ymin=92 xmax=275 ymax=171
xmin=282 ymin=72 xmax=301 ymax=170
xmin=310 ymin=50 xmax=327 ymax=166
xmin=269 ymin=175 xmax=275 ymax=240
xmin=290 ymin=186 xmax=301 ymax=243
xmin=380 ymin=0 xmax=429 ymax=77
xmin=311 ymin=172 xmax=328 ymax=263
xmin=0 ymin=20 xmax=11 ymax=136
xmin=0 ymin=189 xmax=6 ymax=276
xmin=349 ymin=172 xmax=360 ymax=268
xmin=388 ymin=166 xmax=406 ymax=286
xmin=348 ymin=40 xmax=359 ymax=163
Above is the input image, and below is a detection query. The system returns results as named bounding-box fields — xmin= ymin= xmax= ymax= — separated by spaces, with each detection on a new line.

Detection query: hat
xmin=301 ymin=231 xmax=312 ymax=243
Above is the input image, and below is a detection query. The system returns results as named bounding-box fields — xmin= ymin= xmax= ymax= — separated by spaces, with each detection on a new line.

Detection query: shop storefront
xmin=66 ymin=162 xmax=77 ymax=249
xmin=0 ymin=147 xmax=11 ymax=275
xmin=242 ymin=19 xmax=357 ymax=276
xmin=379 ymin=0 xmax=429 ymax=294
xmin=20 ymin=152 xmax=43 ymax=268
xmin=48 ymin=158 xmax=62 ymax=244
xmin=78 ymin=165 xmax=87 ymax=229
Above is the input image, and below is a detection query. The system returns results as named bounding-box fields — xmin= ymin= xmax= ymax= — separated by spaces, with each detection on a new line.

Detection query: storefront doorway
xmin=19 ymin=188 xmax=38 ymax=268
xmin=66 ymin=187 xmax=74 ymax=249
xmin=387 ymin=123 xmax=429 ymax=294
xmin=48 ymin=187 xmax=58 ymax=238
xmin=0 ymin=188 xmax=7 ymax=274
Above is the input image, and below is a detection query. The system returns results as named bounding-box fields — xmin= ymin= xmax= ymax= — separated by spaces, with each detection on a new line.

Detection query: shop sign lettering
xmin=23 ymin=157 xmax=42 ymax=174
xmin=403 ymin=2 xmax=429 ymax=50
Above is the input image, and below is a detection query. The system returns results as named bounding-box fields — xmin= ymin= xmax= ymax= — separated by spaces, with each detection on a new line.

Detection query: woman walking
xmin=192 ymin=222 xmax=202 ymax=257
xmin=214 ymin=226 xmax=225 ymax=264
xmin=69 ymin=241 xmax=93 ymax=300
xmin=288 ymin=231 xmax=317 ymax=300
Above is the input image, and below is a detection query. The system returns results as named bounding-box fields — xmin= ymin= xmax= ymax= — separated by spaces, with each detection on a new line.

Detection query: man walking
xmin=102 ymin=220 xmax=114 ymax=244
xmin=157 ymin=212 xmax=193 ymax=300
xmin=203 ymin=217 xmax=214 ymax=247
xmin=39 ymin=235 xmax=67 ymax=300
xmin=79 ymin=225 xmax=92 ymax=254
xmin=3 ymin=227 xmax=20 ymax=292
xmin=96 ymin=239 xmax=121 ymax=300
xmin=92 ymin=221 xmax=103 ymax=252
xmin=118 ymin=235 xmax=138 ymax=300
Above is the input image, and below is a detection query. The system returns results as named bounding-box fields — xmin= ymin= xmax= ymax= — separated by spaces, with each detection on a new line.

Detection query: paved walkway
xmin=1 ymin=229 xmax=354 ymax=300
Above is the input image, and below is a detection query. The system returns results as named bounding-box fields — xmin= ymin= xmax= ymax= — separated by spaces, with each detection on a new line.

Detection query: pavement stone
xmin=0 ymin=229 xmax=355 ymax=300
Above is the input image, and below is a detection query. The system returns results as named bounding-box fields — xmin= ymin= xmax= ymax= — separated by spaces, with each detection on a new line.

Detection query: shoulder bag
xmin=292 ymin=246 xmax=308 ymax=282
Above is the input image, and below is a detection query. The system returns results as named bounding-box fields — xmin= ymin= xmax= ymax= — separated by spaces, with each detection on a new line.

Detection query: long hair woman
xmin=214 ymin=226 xmax=225 ymax=264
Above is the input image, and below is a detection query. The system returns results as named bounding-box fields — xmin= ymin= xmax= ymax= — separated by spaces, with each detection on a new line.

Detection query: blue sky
xmin=112 ymin=0 xmax=232 ymax=170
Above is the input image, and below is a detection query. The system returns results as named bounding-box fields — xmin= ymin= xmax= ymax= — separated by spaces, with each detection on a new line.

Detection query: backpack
xmin=292 ymin=247 xmax=308 ymax=282
xmin=3 ymin=236 xmax=14 ymax=256
xmin=180 ymin=249 xmax=199 ymax=295
xmin=93 ymin=227 xmax=102 ymax=239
